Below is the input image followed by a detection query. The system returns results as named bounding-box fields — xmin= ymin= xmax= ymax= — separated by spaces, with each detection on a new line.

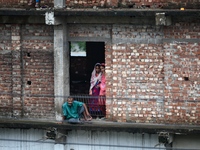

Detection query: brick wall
xmin=0 ymin=0 xmax=199 ymax=8
xmin=106 ymin=43 xmax=164 ymax=123
xmin=0 ymin=25 xmax=12 ymax=116
xmin=0 ymin=24 xmax=54 ymax=119
xmin=105 ymin=42 xmax=200 ymax=124
xmin=163 ymin=42 xmax=200 ymax=124
xmin=0 ymin=0 xmax=53 ymax=8
xmin=0 ymin=19 xmax=199 ymax=124
xmin=68 ymin=20 xmax=200 ymax=124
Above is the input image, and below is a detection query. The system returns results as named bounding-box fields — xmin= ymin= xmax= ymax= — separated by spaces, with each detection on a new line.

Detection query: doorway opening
xmin=70 ymin=42 xmax=105 ymax=95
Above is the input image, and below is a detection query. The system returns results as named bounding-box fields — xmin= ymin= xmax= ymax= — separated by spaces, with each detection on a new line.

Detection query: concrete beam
xmin=1 ymin=119 xmax=200 ymax=135
xmin=54 ymin=24 xmax=69 ymax=121
xmin=53 ymin=9 xmax=200 ymax=17
xmin=0 ymin=16 xmax=45 ymax=24
xmin=54 ymin=0 xmax=66 ymax=9
xmin=65 ymin=16 xmax=155 ymax=24
xmin=0 ymin=9 xmax=200 ymax=17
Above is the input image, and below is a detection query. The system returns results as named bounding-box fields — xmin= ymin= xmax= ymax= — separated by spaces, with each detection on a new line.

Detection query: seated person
xmin=62 ymin=96 xmax=92 ymax=123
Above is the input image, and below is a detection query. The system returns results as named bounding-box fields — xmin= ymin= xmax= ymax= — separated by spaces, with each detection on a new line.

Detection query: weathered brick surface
xmin=68 ymin=24 xmax=111 ymax=39
xmin=0 ymin=0 xmax=199 ymax=8
xmin=0 ymin=19 xmax=200 ymax=124
xmin=68 ymin=22 xmax=200 ymax=124
xmin=0 ymin=24 xmax=14 ymax=117
xmin=162 ymin=41 xmax=200 ymax=124
xmin=112 ymin=25 xmax=163 ymax=44
xmin=110 ymin=43 xmax=164 ymax=99
xmin=0 ymin=52 xmax=12 ymax=116
xmin=22 ymin=24 xmax=54 ymax=119
xmin=105 ymin=42 xmax=165 ymax=123
xmin=0 ymin=0 xmax=53 ymax=8
xmin=0 ymin=24 xmax=54 ymax=119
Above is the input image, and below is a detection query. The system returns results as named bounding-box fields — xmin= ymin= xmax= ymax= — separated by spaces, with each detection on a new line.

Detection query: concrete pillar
xmin=54 ymin=24 xmax=69 ymax=121
xmin=54 ymin=0 xmax=66 ymax=9
xmin=11 ymin=25 xmax=23 ymax=118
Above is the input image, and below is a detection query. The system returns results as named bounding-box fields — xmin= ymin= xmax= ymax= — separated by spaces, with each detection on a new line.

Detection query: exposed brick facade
xmin=0 ymin=1 xmax=200 ymax=124
xmin=0 ymin=24 xmax=54 ymax=119
xmin=0 ymin=0 xmax=53 ymax=8
xmin=67 ymin=21 xmax=200 ymax=124
xmin=1 ymin=21 xmax=200 ymax=123
xmin=0 ymin=0 xmax=199 ymax=8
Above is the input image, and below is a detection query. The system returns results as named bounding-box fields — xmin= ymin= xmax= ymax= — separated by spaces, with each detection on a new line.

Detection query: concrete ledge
xmin=0 ymin=118 xmax=200 ymax=135
xmin=0 ymin=8 xmax=46 ymax=16
xmin=54 ymin=9 xmax=200 ymax=17
xmin=0 ymin=8 xmax=200 ymax=17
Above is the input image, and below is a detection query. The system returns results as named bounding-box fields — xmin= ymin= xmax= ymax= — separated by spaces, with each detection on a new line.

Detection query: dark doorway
xmin=86 ymin=42 xmax=105 ymax=80
xmin=70 ymin=42 xmax=105 ymax=95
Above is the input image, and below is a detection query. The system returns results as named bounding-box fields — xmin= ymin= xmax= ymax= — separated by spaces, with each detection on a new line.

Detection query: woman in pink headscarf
xmin=99 ymin=63 xmax=106 ymax=96
xmin=99 ymin=63 xmax=106 ymax=116
xmin=89 ymin=63 xmax=101 ymax=96
xmin=88 ymin=63 xmax=102 ymax=115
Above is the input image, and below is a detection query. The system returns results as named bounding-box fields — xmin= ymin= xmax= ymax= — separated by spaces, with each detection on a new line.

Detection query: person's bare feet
xmin=87 ymin=116 xmax=92 ymax=121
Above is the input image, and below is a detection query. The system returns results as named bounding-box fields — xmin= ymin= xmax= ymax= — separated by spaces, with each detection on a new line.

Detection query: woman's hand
xmin=89 ymin=90 xmax=92 ymax=95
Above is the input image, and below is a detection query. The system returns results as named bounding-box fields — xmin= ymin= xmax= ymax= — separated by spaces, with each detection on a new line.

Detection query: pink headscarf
xmin=89 ymin=63 xmax=102 ymax=91
xmin=101 ymin=63 xmax=105 ymax=67
xmin=100 ymin=63 xmax=106 ymax=95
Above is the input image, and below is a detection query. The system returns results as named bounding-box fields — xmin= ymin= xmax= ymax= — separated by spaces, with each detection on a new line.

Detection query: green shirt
xmin=62 ymin=100 xmax=83 ymax=119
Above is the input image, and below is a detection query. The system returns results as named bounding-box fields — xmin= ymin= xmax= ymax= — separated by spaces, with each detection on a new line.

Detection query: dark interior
xmin=70 ymin=42 xmax=105 ymax=95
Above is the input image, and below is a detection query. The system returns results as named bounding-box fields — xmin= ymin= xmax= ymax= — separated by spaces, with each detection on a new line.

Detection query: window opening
xmin=69 ymin=42 xmax=105 ymax=118
xmin=69 ymin=42 xmax=105 ymax=95
xmin=70 ymin=42 xmax=86 ymax=56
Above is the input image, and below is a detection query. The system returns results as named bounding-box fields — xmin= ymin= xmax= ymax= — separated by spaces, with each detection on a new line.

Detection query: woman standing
xmin=89 ymin=63 xmax=101 ymax=96
xmin=88 ymin=63 xmax=102 ymax=116
xmin=99 ymin=63 xmax=106 ymax=117
xmin=99 ymin=63 xmax=106 ymax=96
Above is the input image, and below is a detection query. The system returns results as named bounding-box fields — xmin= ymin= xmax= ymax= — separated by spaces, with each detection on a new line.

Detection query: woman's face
xmin=100 ymin=66 xmax=105 ymax=72
xmin=95 ymin=66 xmax=100 ymax=73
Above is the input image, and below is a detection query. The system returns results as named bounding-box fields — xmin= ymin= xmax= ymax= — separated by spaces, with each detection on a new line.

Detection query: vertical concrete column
xmin=54 ymin=24 xmax=69 ymax=121
xmin=11 ymin=25 xmax=23 ymax=118
xmin=54 ymin=0 xmax=66 ymax=8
